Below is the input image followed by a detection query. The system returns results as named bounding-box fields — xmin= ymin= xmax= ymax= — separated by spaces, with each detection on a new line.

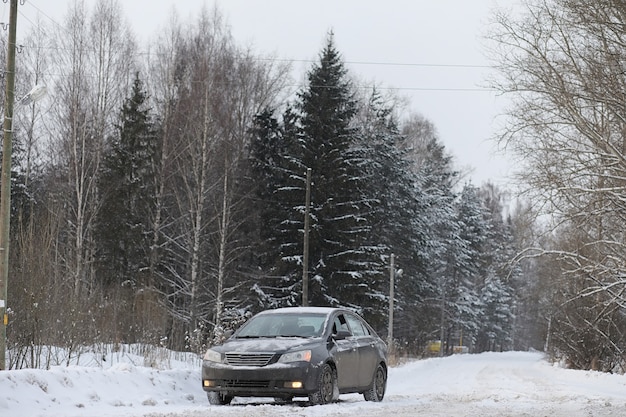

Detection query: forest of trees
xmin=3 ymin=0 xmax=624 ymax=373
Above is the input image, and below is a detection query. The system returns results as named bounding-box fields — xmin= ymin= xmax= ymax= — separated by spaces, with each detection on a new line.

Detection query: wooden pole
xmin=0 ymin=0 xmax=18 ymax=371
xmin=302 ymin=168 xmax=311 ymax=306
xmin=388 ymin=253 xmax=395 ymax=351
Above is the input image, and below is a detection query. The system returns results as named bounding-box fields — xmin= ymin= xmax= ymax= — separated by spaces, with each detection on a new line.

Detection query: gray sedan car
xmin=201 ymin=307 xmax=387 ymax=405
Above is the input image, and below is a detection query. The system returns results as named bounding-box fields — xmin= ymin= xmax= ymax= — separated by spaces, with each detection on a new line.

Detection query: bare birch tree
xmin=146 ymin=7 xmax=290 ymax=350
xmin=488 ymin=0 xmax=626 ymax=369
xmin=48 ymin=1 xmax=94 ymax=303
xmin=43 ymin=0 xmax=136 ymax=346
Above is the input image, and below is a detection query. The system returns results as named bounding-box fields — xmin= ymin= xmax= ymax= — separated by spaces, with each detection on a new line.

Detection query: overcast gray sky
xmin=12 ymin=0 xmax=513 ymax=186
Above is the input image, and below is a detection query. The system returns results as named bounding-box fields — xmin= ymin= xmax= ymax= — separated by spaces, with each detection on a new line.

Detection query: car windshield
xmin=236 ymin=313 xmax=327 ymax=338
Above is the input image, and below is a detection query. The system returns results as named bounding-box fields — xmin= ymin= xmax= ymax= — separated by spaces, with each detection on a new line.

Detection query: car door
xmin=329 ymin=313 xmax=360 ymax=389
xmin=345 ymin=313 xmax=378 ymax=388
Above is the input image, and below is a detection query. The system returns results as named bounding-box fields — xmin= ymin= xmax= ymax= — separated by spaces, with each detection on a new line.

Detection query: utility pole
xmin=302 ymin=168 xmax=311 ymax=307
xmin=0 ymin=0 xmax=18 ymax=371
xmin=387 ymin=253 xmax=395 ymax=353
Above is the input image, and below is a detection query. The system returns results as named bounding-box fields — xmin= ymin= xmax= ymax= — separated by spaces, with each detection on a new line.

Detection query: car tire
xmin=363 ymin=363 xmax=386 ymax=402
xmin=309 ymin=363 xmax=337 ymax=405
xmin=207 ymin=391 xmax=233 ymax=405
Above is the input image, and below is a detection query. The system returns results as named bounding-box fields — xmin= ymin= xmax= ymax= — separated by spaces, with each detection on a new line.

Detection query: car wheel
xmin=363 ymin=363 xmax=386 ymax=402
xmin=207 ymin=391 xmax=233 ymax=405
xmin=309 ymin=363 xmax=337 ymax=405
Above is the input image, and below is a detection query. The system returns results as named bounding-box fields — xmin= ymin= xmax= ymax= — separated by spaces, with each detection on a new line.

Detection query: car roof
xmin=255 ymin=306 xmax=344 ymax=316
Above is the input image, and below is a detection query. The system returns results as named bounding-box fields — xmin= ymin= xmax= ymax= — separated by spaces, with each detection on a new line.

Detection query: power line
xmin=15 ymin=40 xmax=492 ymax=73
xmin=10 ymin=43 xmax=494 ymax=92
xmin=16 ymin=66 xmax=494 ymax=93
xmin=15 ymin=2 xmax=493 ymax=72
xmin=13 ymin=43 xmax=495 ymax=92
xmin=17 ymin=0 xmax=62 ymax=32
xmin=11 ymin=2 xmax=495 ymax=93
xmin=256 ymin=57 xmax=490 ymax=69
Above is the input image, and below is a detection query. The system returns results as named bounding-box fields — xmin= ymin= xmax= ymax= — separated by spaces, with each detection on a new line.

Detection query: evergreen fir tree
xmin=249 ymin=108 xmax=285 ymax=269
xmin=474 ymin=184 xmax=516 ymax=351
xmin=357 ymin=90 xmax=429 ymax=329
xmin=412 ymin=135 xmax=463 ymax=352
xmin=449 ymin=183 xmax=488 ymax=349
xmin=288 ymin=34 xmax=378 ymax=311
xmin=248 ymin=107 xmax=304 ymax=307
xmin=96 ymin=73 xmax=159 ymax=288
xmin=252 ymin=34 xmax=385 ymax=318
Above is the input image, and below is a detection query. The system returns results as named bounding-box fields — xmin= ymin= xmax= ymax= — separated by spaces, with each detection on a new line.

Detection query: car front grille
xmin=225 ymin=352 xmax=274 ymax=367
xmin=223 ymin=379 xmax=270 ymax=388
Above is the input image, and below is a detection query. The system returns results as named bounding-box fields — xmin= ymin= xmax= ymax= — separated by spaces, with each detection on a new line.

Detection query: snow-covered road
xmin=3 ymin=350 xmax=626 ymax=417
xmin=141 ymin=352 xmax=626 ymax=417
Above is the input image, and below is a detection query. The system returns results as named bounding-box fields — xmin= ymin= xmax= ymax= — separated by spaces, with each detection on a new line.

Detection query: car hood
xmin=215 ymin=336 xmax=320 ymax=353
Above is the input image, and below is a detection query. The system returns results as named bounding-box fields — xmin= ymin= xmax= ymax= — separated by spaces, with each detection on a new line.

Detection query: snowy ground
xmin=2 ymin=347 xmax=626 ymax=417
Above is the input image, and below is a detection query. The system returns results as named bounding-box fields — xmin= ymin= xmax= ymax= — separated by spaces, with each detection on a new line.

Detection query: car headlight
xmin=278 ymin=349 xmax=312 ymax=363
xmin=203 ymin=349 xmax=222 ymax=363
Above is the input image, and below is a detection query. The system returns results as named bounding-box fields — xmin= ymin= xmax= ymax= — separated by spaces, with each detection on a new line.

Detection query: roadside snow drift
xmin=2 ymin=350 xmax=626 ymax=417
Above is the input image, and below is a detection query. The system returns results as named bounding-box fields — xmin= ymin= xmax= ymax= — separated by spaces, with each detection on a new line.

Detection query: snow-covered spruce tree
xmin=436 ymin=182 xmax=517 ymax=354
xmin=248 ymin=109 xmax=281 ymax=270
xmin=477 ymin=270 xmax=514 ymax=352
xmin=400 ymin=121 xmax=462 ymax=353
xmin=95 ymin=73 xmax=160 ymax=342
xmin=355 ymin=91 xmax=431 ymax=332
xmin=474 ymin=184 xmax=516 ymax=352
xmin=248 ymin=107 xmax=305 ymax=308
xmin=295 ymin=35 xmax=374 ymax=311
xmin=252 ymin=34 xmax=387 ymax=322
xmin=96 ymin=73 xmax=158 ymax=289
xmin=445 ymin=183 xmax=489 ymax=352
xmin=504 ymin=200 xmax=545 ymax=351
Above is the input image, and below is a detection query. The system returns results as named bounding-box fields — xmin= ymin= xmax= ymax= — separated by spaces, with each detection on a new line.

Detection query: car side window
xmin=332 ymin=314 xmax=350 ymax=335
xmin=345 ymin=314 xmax=370 ymax=337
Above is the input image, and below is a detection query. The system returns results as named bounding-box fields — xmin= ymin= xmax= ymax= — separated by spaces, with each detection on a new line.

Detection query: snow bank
xmin=2 ymin=349 xmax=626 ymax=417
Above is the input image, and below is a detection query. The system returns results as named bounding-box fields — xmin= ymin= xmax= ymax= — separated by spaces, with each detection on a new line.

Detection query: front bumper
xmin=201 ymin=360 xmax=322 ymax=398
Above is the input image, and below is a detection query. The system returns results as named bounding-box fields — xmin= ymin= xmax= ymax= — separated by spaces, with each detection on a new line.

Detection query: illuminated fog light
xmin=203 ymin=380 xmax=215 ymax=387
xmin=285 ymin=381 xmax=303 ymax=389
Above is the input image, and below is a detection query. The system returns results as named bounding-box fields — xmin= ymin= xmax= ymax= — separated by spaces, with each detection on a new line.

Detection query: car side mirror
xmin=332 ymin=329 xmax=351 ymax=340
